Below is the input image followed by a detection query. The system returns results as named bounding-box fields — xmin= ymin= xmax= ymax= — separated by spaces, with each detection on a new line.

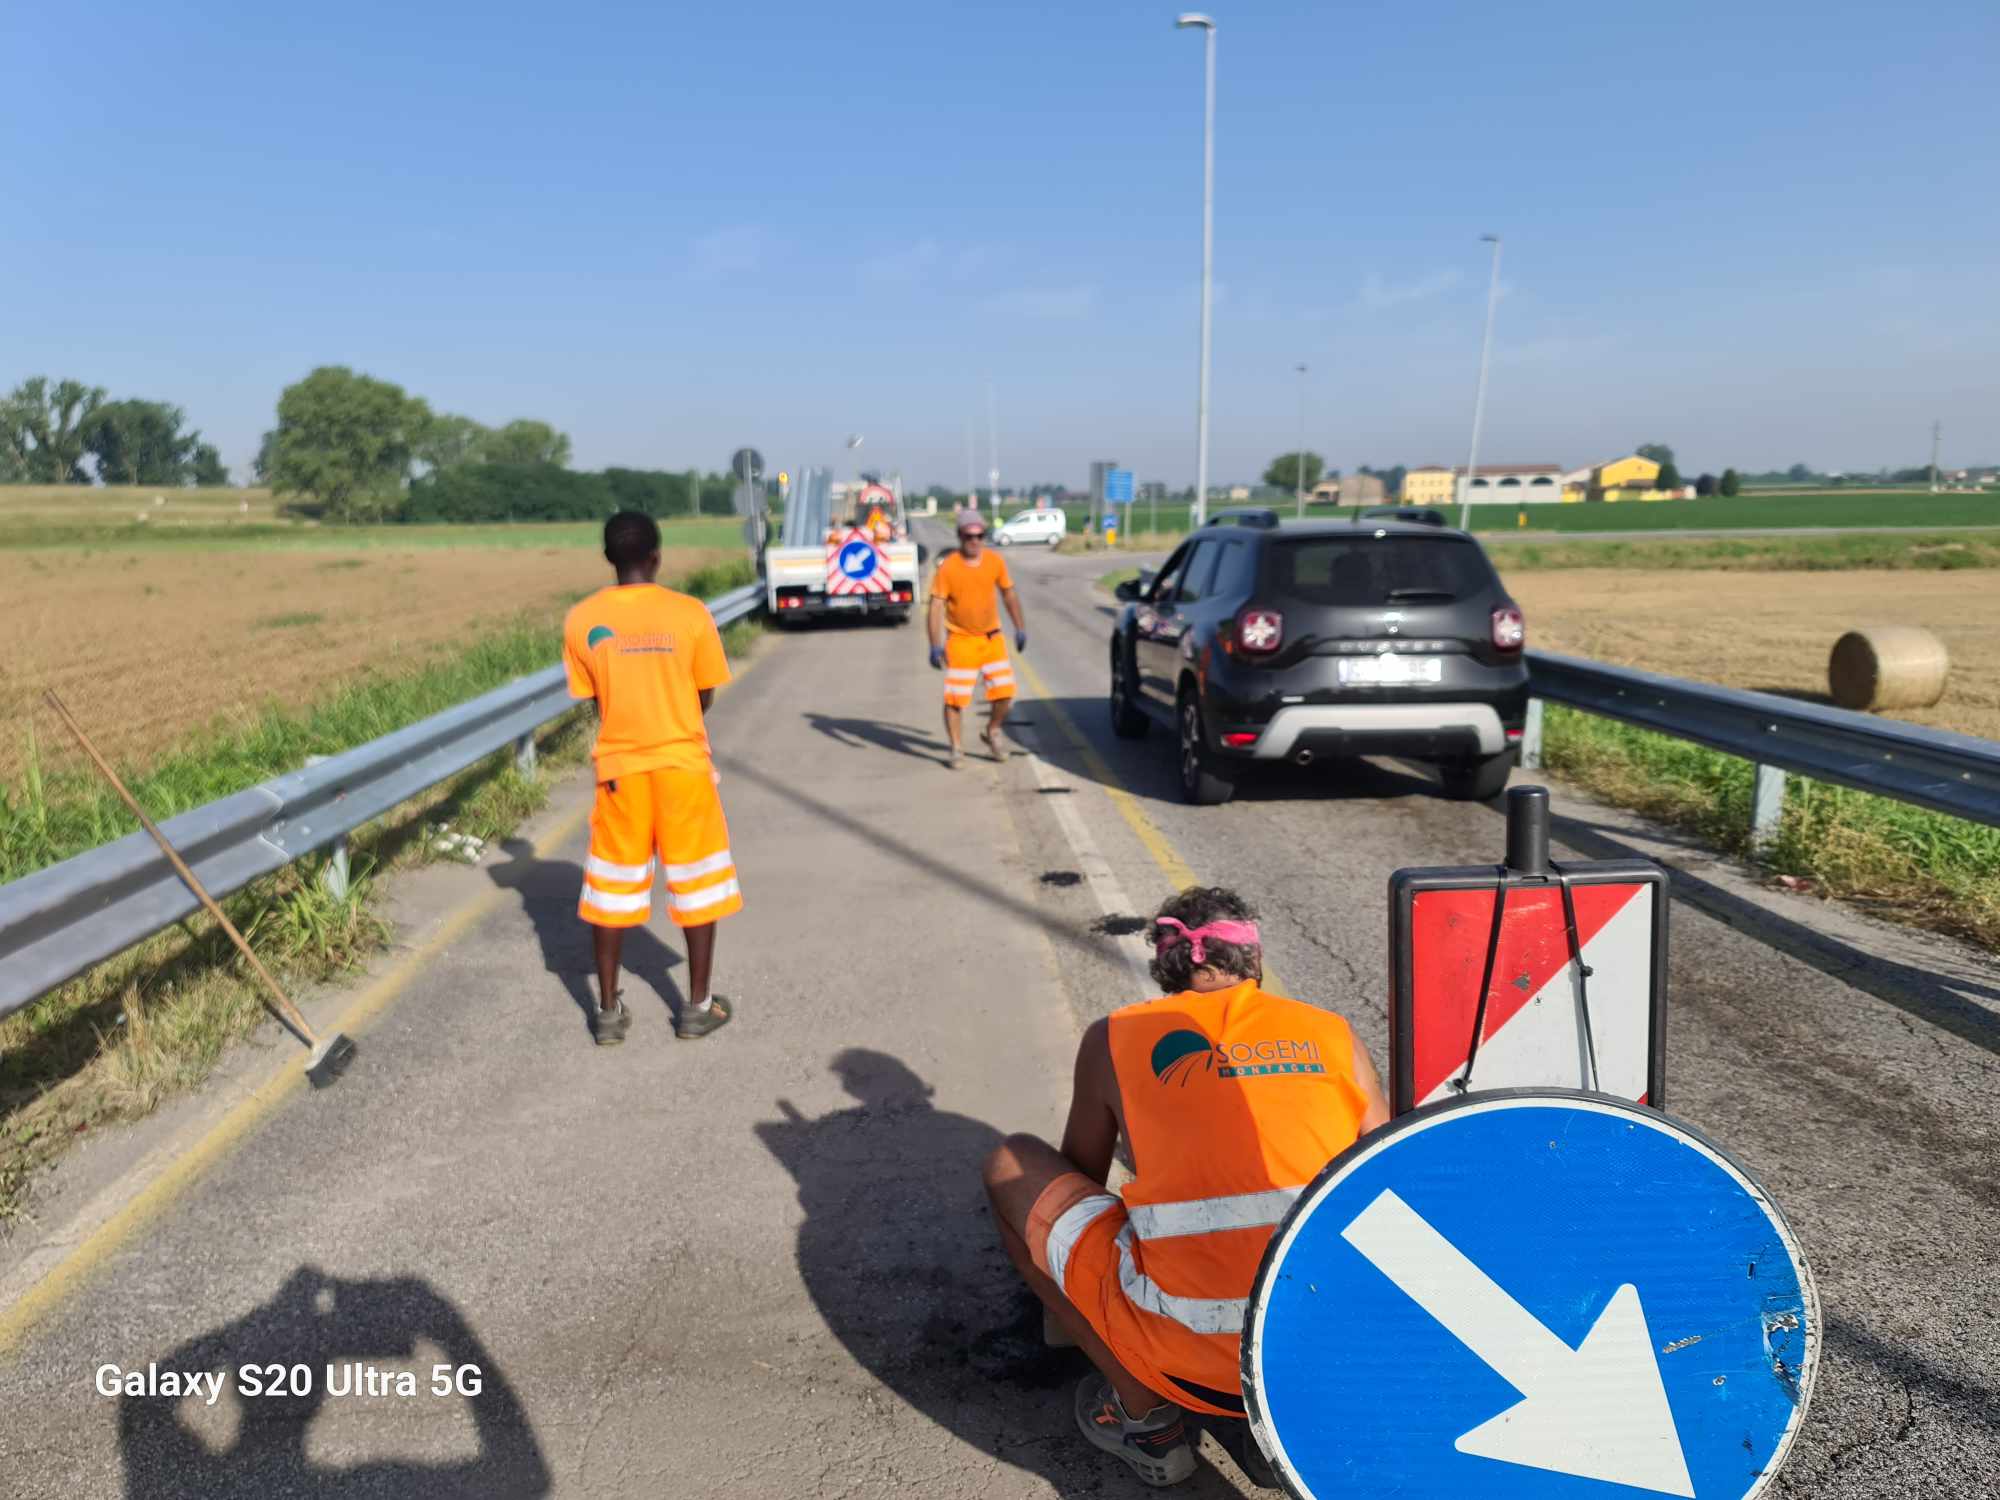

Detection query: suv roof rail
xmin=1210 ymin=507 xmax=1281 ymax=529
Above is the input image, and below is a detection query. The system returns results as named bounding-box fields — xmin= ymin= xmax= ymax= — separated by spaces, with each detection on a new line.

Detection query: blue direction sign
xmin=1244 ymin=1091 xmax=1817 ymax=1500
xmin=837 ymin=538 xmax=877 ymax=578
xmin=1105 ymin=468 xmax=1135 ymax=504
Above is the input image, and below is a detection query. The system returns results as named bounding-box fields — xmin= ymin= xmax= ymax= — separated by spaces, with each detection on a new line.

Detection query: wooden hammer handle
xmin=42 ymin=689 xmax=320 ymax=1048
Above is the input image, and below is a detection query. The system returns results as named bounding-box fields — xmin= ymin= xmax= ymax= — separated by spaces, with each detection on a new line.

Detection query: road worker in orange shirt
xmin=982 ymin=885 xmax=1390 ymax=1487
xmin=927 ymin=509 xmax=1027 ymax=768
xmin=562 ymin=511 xmax=741 ymax=1046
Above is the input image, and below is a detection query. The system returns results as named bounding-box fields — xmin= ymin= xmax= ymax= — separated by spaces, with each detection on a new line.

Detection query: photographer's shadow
xmin=488 ymin=838 xmax=686 ymax=1028
xmin=755 ymin=1049 xmax=1243 ymax=1496
xmin=117 ymin=1266 xmax=549 ymax=1498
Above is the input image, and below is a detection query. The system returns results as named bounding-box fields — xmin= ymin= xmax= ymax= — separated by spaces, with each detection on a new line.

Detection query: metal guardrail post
xmin=515 ymin=732 xmax=537 ymax=778
xmin=1752 ymin=763 xmax=1786 ymax=854
xmin=1520 ymin=698 xmax=1544 ymax=771
xmin=322 ymin=838 xmax=351 ymax=901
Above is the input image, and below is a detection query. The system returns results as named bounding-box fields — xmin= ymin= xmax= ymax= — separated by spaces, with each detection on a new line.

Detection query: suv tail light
xmin=1491 ymin=605 xmax=1525 ymax=652
xmin=1237 ymin=607 xmax=1284 ymax=655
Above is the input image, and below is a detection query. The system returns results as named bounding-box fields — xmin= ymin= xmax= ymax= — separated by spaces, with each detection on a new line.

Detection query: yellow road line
xmin=0 ymin=794 xmax=595 ymax=1359
xmin=1013 ymin=652 xmax=1288 ymax=995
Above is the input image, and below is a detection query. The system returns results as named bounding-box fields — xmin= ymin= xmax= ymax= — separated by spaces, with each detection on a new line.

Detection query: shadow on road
xmin=116 ymin=1266 xmax=549 ymax=1499
xmin=803 ymin=712 xmax=952 ymax=764
xmin=755 ymin=1049 xmax=1249 ymax=1496
xmin=486 ymin=838 xmax=686 ymax=1027
xmin=1022 ymin=694 xmax=1444 ymax=806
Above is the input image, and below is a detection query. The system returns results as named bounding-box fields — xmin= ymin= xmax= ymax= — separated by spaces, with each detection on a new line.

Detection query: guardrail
xmin=0 ymin=582 xmax=763 ymax=1020
xmin=1521 ymin=650 xmax=2000 ymax=845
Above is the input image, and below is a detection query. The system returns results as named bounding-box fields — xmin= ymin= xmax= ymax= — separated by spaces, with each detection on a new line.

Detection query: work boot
xmin=1074 ymin=1376 xmax=1196 ymax=1487
xmin=590 ymin=998 xmax=630 ymax=1046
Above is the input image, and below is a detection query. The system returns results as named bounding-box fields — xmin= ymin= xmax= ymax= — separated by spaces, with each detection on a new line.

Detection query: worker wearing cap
xmin=982 ymin=885 xmax=1390 ymax=1487
xmin=927 ymin=510 xmax=1026 ymax=767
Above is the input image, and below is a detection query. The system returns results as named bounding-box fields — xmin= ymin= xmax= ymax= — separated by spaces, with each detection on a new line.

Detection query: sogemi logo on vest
xmin=1153 ymin=1029 xmax=1326 ymax=1086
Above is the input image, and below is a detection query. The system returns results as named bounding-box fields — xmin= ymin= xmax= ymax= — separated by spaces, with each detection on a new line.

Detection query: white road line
xmin=1015 ymin=724 xmax=1157 ymax=992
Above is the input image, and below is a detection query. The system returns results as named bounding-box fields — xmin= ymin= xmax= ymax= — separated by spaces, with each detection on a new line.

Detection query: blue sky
xmin=4 ymin=0 xmax=1995 ymax=490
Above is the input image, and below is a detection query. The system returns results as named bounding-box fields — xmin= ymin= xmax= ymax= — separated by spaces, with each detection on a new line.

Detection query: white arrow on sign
xmin=1341 ymin=1188 xmax=1695 ymax=1498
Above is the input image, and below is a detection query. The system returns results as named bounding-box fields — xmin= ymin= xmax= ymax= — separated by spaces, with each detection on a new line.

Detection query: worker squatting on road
xmin=561 ymin=512 xmax=742 ymax=1046
xmin=983 ymin=886 xmax=1392 ymax=1487
xmin=928 ymin=509 xmax=1027 ymax=768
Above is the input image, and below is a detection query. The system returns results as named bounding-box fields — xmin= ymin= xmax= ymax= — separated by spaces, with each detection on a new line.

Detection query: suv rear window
xmin=1266 ymin=536 xmax=1498 ymax=606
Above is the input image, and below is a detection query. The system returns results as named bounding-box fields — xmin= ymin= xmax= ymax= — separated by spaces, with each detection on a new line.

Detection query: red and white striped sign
xmin=826 ymin=527 xmax=892 ymax=595
xmin=1392 ymin=875 xmax=1664 ymax=1113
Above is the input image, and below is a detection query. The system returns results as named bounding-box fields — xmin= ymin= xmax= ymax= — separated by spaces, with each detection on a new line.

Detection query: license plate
xmin=827 ymin=596 xmax=865 ymax=610
xmin=1338 ymin=655 xmax=1442 ymax=685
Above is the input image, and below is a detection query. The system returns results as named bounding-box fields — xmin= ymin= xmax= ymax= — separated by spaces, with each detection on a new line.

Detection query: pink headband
xmin=1154 ymin=916 xmax=1260 ymax=965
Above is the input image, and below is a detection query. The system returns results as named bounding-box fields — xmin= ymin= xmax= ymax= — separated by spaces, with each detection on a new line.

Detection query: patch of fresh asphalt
xmin=0 ymin=615 xmax=1262 ymax=1497
xmin=998 ymin=542 xmax=2000 ymax=1499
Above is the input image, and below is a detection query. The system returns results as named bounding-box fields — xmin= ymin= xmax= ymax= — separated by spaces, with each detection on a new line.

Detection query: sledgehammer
xmin=43 ymin=690 xmax=357 ymax=1088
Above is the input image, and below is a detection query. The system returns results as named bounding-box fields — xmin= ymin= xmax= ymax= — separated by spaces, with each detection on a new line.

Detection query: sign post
xmin=1389 ymin=786 xmax=1669 ymax=1114
xmin=1244 ymin=1090 xmax=1819 ymax=1499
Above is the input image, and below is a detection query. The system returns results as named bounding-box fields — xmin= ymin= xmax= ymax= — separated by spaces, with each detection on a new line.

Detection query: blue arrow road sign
xmin=1244 ymin=1091 xmax=1817 ymax=1500
xmin=1105 ymin=468 xmax=1135 ymax=503
xmin=837 ymin=539 xmax=877 ymax=578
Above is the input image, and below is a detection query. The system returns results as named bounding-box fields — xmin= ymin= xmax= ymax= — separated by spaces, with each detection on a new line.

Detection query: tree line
xmin=259 ymin=365 xmax=741 ymax=524
xmin=2 ymin=378 xmax=229 ymax=487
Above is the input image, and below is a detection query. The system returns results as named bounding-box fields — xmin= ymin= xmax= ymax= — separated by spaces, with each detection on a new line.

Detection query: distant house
xmin=1563 ymin=454 xmax=1661 ymax=502
xmin=1313 ymin=474 xmax=1386 ymax=505
xmin=1405 ymin=463 xmax=1562 ymax=505
xmin=1401 ymin=466 xmax=1455 ymax=506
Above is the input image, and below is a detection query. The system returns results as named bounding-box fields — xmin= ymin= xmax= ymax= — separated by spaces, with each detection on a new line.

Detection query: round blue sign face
xmin=1244 ymin=1092 xmax=1817 ymax=1500
xmin=838 ymin=540 xmax=877 ymax=578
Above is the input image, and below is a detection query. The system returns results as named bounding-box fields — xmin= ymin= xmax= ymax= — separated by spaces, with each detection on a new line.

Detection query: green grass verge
xmin=0 ymin=559 xmax=765 ymax=1216
xmin=0 ymin=557 xmax=755 ymax=883
xmin=1541 ymin=705 xmax=2000 ymax=950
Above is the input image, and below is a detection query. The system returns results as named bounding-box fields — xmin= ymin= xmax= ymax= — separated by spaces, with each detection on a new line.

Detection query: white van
xmin=994 ymin=508 xmax=1067 ymax=547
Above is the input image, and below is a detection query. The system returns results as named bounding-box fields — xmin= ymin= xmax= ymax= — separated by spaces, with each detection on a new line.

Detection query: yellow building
xmin=1563 ymin=454 xmax=1661 ymax=502
xmin=1400 ymin=466 xmax=1455 ymax=506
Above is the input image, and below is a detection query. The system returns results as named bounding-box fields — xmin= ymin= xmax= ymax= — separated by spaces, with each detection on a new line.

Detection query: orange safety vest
xmin=1105 ymin=979 xmax=1370 ymax=1403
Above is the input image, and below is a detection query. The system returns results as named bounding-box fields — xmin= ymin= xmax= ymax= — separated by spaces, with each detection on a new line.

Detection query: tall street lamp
xmin=1177 ymin=12 xmax=1216 ymax=530
xmin=1294 ymin=362 xmax=1309 ymax=518
xmin=1457 ymin=232 xmax=1503 ymax=531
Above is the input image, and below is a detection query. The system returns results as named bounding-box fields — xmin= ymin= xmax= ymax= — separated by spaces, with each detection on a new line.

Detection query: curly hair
xmin=603 ymin=510 xmax=662 ymax=571
xmin=1148 ymin=885 xmax=1261 ymax=992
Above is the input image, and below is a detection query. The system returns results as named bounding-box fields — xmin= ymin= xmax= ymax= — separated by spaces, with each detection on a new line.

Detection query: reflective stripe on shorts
xmin=1044 ymin=1192 xmax=1121 ymax=1292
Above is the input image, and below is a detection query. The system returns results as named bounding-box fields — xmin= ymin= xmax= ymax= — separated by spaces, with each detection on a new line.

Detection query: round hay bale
xmin=1828 ymin=626 xmax=1948 ymax=711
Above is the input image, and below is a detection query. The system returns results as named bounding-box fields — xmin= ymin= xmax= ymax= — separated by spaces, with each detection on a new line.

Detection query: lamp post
xmin=1457 ymin=233 xmax=1502 ymax=531
xmin=1177 ymin=13 xmax=1216 ymax=530
xmin=1294 ymin=362 xmax=1308 ymax=518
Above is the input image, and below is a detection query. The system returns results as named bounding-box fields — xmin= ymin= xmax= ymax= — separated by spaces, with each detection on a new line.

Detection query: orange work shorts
xmin=1025 ymin=1172 xmax=1246 ymax=1419
xmin=578 ymin=767 xmax=743 ymax=929
xmin=944 ymin=631 xmax=1014 ymax=708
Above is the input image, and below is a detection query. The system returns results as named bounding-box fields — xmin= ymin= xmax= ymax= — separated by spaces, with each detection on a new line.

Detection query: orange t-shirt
xmin=931 ymin=549 xmax=1014 ymax=636
xmin=562 ymin=583 xmax=731 ymax=782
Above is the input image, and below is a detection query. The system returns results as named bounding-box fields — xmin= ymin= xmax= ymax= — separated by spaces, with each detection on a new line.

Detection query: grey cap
xmin=955 ymin=509 xmax=987 ymax=534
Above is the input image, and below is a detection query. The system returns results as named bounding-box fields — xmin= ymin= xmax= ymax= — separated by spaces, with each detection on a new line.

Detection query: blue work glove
xmin=929 ymin=645 xmax=946 ymax=671
xmin=1014 ymin=630 xmax=1028 ymax=653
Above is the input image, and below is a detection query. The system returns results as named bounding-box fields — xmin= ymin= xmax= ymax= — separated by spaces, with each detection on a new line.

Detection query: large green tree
xmin=5 ymin=377 xmax=107 ymax=483
xmin=268 ymin=366 xmax=430 ymax=521
xmin=1719 ymin=468 xmax=1741 ymax=497
xmin=1262 ymin=450 xmax=1325 ymax=493
xmin=82 ymin=399 xmax=201 ymax=485
xmin=481 ymin=418 xmax=571 ymax=467
xmin=1656 ymin=458 xmax=1683 ymax=490
xmin=1636 ymin=443 xmax=1675 ymax=468
xmin=416 ymin=412 xmax=490 ymax=472
xmin=192 ymin=443 xmax=229 ymax=486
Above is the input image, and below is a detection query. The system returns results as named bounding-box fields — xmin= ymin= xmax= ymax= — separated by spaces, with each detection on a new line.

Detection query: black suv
xmin=1108 ymin=509 xmax=1527 ymax=804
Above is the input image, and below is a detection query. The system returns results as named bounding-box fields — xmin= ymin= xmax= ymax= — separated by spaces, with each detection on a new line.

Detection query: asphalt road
xmin=2 ymin=539 xmax=1996 ymax=1498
